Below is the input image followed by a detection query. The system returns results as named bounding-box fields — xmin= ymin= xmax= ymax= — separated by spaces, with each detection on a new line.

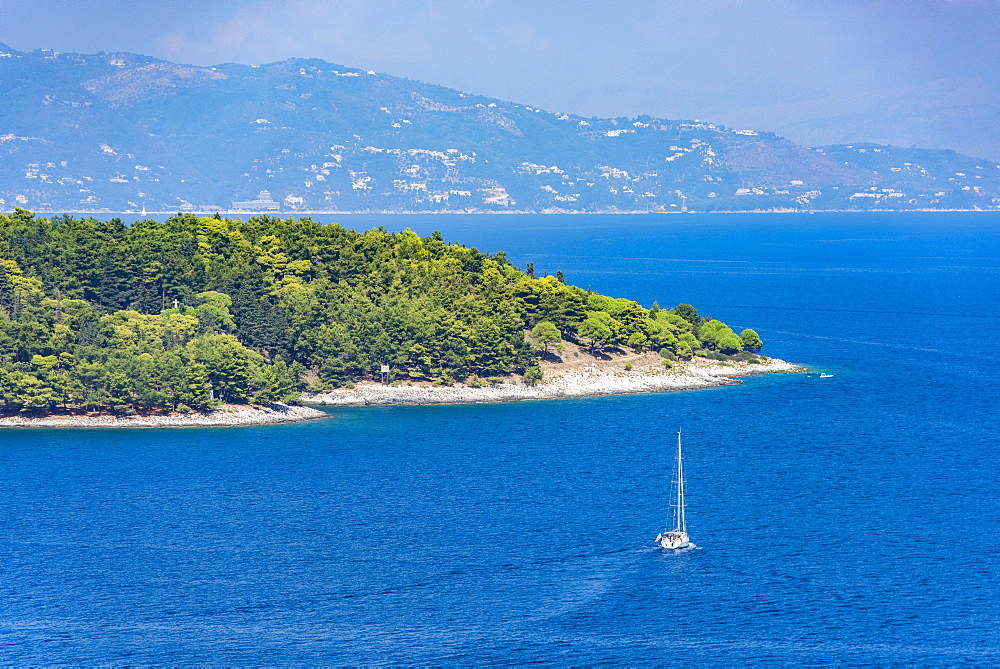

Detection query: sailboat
xmin=656 ymin=429 xmax=694 ymax=550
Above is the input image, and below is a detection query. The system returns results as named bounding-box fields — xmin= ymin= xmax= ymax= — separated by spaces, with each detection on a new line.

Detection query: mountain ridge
xmin=2 ymin=44 xmax=998 ymax=213
xmin=712 ymin=77 xmax=1000 ymax=162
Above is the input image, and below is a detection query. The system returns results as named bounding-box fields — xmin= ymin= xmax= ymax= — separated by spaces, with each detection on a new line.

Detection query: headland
xmin=305 ymin=350 xmax=806 ymax=407
xmin=0 ymin=355 xmax=806 ymax=427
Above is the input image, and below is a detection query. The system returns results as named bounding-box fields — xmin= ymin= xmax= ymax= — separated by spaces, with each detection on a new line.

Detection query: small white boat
xmin=819 ymin=373 xmax=833 ymax=378
xmin=656 ymin=429 xmax=694 ymax=550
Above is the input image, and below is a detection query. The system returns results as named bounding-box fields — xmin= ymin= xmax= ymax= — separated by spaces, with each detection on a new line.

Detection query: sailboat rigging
xmin=656 ymin=429 xmax=694 ymax=550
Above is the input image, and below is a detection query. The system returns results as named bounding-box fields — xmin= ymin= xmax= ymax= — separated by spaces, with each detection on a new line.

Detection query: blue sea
xmin=2 ymin=212 xmax=999 ymax=664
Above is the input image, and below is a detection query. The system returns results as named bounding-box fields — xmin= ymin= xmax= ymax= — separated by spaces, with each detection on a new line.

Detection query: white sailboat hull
xmin=656 ymin=532 xmax=692 ymax=550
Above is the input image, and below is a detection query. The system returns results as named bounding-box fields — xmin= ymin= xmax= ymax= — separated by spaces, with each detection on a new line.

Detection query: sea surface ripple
xmin=1 ymin=212 xmax=998 ymax=664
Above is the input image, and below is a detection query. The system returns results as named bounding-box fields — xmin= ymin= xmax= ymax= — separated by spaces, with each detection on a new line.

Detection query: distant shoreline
xmin=304 ymin=355 xmax=807 ymax=407
xmin=0 ymin=402 xmax=327 ymax=429
xmin=30 ymin=208 xmax=1000 ymax=216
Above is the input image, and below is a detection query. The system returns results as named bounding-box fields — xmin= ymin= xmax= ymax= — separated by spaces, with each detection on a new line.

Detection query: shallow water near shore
xmin=2 ymin=212 xmax=1000 ymax=664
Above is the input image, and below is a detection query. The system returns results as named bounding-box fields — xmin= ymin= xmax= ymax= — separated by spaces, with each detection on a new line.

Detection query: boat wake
xmin=656 ymin=543 xmax=700 ymax=552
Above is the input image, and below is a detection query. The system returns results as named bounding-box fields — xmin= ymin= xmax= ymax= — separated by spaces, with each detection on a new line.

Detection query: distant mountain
xmin=710 ymin=78 xmax=1000 ymax=164
xmin=1 ymin=43 xmax=998 ymax=214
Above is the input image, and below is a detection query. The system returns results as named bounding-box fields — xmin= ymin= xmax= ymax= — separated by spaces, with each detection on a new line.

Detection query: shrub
xmin=623 ymin=362 xmax=633 ymax=371
xmin=306 ymin=380 xmax=332 ymax=393
xmin=522 ymin=365 xmax=543 ymax=385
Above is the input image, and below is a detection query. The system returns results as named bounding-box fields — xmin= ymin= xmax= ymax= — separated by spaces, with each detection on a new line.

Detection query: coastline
xmin=0 ymin=357 xmax=808 ymax=426
xmin=0 ymin=402 xmax=327 ymax=429
xmin=304 ymin=355 xmax=807 ymax=407
xmin=47 ymin=208 xmax=999 ymax=216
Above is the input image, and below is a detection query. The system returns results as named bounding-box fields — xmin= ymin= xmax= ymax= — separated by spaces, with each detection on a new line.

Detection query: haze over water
xmin=2 ymin=212 xmax=999 ymax=664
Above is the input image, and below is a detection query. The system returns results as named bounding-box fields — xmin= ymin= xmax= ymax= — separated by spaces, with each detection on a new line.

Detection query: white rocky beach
xmin=0 ymin=402 xmax=327 ymax=429
xmin=0 ymin=353 xmax=806 ymax=426
xmin=305 ymin=353 xmax=806 ymax=407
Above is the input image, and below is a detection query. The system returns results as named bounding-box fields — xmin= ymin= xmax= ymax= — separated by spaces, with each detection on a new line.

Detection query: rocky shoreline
xmin=0 ymin=402 xmax=328 ymax=429
xmin=0 ymin=357 xmax=807 ymax=426
xmin=304 ymin=356 xmax=806 ymax=407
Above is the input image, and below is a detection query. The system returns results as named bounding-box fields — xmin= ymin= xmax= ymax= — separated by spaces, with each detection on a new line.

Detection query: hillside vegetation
xmin=0 ymin=210 xmax=762 ymax=414
xmin=2 ymin=43 xmax=998 ymax=213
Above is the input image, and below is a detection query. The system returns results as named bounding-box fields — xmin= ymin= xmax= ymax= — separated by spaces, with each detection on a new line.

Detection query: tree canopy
xmin=0 ymin=210 xmax=764 ymax=413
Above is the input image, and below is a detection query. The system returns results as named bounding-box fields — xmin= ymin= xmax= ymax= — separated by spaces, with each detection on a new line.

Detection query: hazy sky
xmin=2 ymin=0 xmax=998 ymax=121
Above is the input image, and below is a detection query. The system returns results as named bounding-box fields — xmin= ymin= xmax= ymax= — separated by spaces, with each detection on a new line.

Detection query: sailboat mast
xmin=676 ymin=429 xmax=686 ymax=534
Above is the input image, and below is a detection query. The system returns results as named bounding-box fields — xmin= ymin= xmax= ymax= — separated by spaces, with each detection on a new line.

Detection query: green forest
xmin=0 ymin=209 xmax=763 ymax=414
